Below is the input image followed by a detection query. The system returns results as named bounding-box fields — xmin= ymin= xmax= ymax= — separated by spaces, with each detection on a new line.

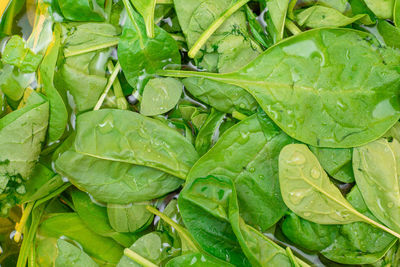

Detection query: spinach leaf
xmin=353 ymin=138 xmax=400 ymax=233
xmin=363 ymin=0 xmax=394 ymax=19
xmin=56 ymin=0 xmax=106 ymax=22
xmin=74 ymin=109 xmax=199 ymax=179
xmin=55 ymin=239 xmax=99 ymax=267
xmin=174 ymin=0 xmax=261 ymax=72
xmin=265 ymin=0 xmax=290 ymax=42
xmin=377 ymin=19 xmax=400 ymax=49
xmin=182 ymin=77 xmax=258 ymax=113
xmin=129 ymin=0 xmax=157 ymax=38
xmin=38 ymin=213 xmax=124 ymax=264
xmin=2 ymin=35 xmax=42 ymax=73
xmin=140 ymin=78 xmax=183 ymax=116
xmin=0 ymin=93 xmax=48 ymax=196
xmin=160 ymin=28 xmax=400 ymax=148
xmin=117 ymin=232 xmax=175 ymax=267
xmin=309 ymin=146 xmax=354 ymax=183
xmin=188 ymin=114 xmax=293 ymax=230
xmin=107 ymin=202 xmax=153 ymax=233
xmin=56 ymin=150 xmax=183 ymax=203
xmin=165 ymin=253 xmax=234 ymax=267
xmin=0 ymin=64 xmax=34 ymax=102
xmin=295 ymin=6 xmax=366 ymax=28
xmin=195 ymin=109 xmax=225 ymax=156
xmin=279 ymin=144 xmax=400 ymax=238
xmin=71 ymin=190 xmax=137 ymax=247
xmin=118 ymin=1 xmax=180 ymax=91
xmin=38 ymin=23 xmax=68 ymax=144
xmin=321 ymin=186 xmax=397 ymax=264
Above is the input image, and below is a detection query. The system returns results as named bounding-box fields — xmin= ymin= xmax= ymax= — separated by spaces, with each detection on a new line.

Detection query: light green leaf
xmin=55 ymin=239 xmax=99 ymax=267
xmin=129 ymin=0 xmax=157 ymax=38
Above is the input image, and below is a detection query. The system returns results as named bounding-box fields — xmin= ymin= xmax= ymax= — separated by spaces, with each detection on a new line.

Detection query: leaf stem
xmin=188 ymin=0 xmax=250 ymax=58
xmin=232 ymin=110 xmax=248 ymax=121
xmin=286 ymin=247 xmax=300 ymax=267
xmin=94 ymin=62 xmax=122 ymax=110
xmin=124 ymin=248 xmax=158 ymax=267
xmin=107 ymin=61 xmax=128 ymax=110
xmin=64 ymin=40 xmax=119 ymax=57
xmin=146 ymin=205 xmax=200 ymax=251
xmin=285 ymin=19 xmax=302 ymax=36
xmin=14 ymin=202 xmax=34 ymax=242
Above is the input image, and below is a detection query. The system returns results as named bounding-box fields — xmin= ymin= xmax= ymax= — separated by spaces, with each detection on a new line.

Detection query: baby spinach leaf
xmin=353 ymin=138 xmax=400 ymax=233
xmin=279 ymin=144 xmax=400 ymax=239
xmin=321 ymin=186 xmax=397 ymax=265
xmin=140 ymin=78 xmax=183 ymax=116
xmin=0 ymin=64 xmax=34 ymax=102
xmin=377 ymin=19 xmax=400 ymax=49
xmin=0 ymin=94 xmax=48 ymax=191
xmin=295 ymin=6 xmax=366 ymax=28
xmin=363 ymin=0 xmax=394 ymax=19
xmin=195 ymin=109 xmax=225 ymax=156
xmin=118 ymin=2 xmax=180 ymax=91
xmin=74 ymin=109 xmax=199 ymax=179
xmin=57 ymin=0 xmax=106 ymax=22
xmin=183 ymin=77 xmax=258 ymax=114
xmin=174 ymin=0 xmax=261 ymax=72
xmin=265 ymin=0 xmax=290 ymax=42
xmin=2 ymin=35 xmax=42 ymax=73
xmin=160 ymin=28 xmax=400 ymax=148
xmin=129 ymin=0 xmax=157 ymax=38
xmin=165 ymin=253 xmax=234 ymax=267
xmin=38 ymin=23 xmax=68 ymax=144
xmin=188 ymin=114 xmax=293 ymax=230
xmin=117 ymin=232 xmax=175 ymax=267
xmin=395 ymin=0 xmax=400 ymax=27
xmin=107 ymin=202 xmax=153 ymax=233
xmin=55 ymin=239 xmax=99 ymax=267
xmin=309 ymin=146 xmax=354 ymax=183
xmin=38 ymin=213 xmax=124 ymax=264
xmin=56 ymin=150 xmax=183 ymax=203
xmin=71 ymin=190 xmax=136 ymax=247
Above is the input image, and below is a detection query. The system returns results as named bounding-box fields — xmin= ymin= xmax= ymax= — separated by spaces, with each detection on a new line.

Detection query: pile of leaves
xmin=1 ymin=0 xmax=400 ymax=266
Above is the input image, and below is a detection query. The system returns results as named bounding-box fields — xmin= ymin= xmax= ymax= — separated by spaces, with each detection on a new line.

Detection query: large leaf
xmin=56 ymin=150 xmax=183 ymax=203
xmin=188 ymin=113 xmax=293 ymax=230
xmin=55 ymin=239 xmax=99 ymax=267
xmin=74 ymin=109 xmax=199 ymax=179
xmin=118 ymin=3 xmax=180 ymax=91
xmin=160 ymin=28 xmax=400 ymax=148
xmin=353 ymin=138 xmax=400 ymax=233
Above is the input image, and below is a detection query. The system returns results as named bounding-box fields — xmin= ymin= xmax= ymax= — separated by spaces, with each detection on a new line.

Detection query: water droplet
xmin=288 ymin=152 xmax=306 ymax=165
xmin=289 ymin=189 xmax=306 ymax=205
xmin=387 ymin=202 xmax=394 ymax=208
xmin=310 ymin=167 xmax=320 ymax=179
xmin=238 ymin=131 xmax=250 ymax=144
xmin=303 ymin=212 xmax=311 ymax=217
xmin=98 ymin=114 xmax=114 ymax=134
xmin=249 ymin=167 xmax=255 ymax=173
xmin=258 ymin=175 xmax=264 ymax=179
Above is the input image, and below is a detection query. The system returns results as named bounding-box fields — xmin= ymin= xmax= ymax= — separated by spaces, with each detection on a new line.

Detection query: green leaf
xmin=160 ymin=28 xmax=400 ymax=148
xmin=0 ymin=94 xmax=48 ymax=191
xmin=107 ymin=202 xmax=153 ymax=233
xmin=165 ymin=253 xmax=234 ymax=267
xmin=363 ymin=0 xmax=394 ymax=19
xmin=56 ymin=150 xmax=183 ymax=203
xmin=118 ymin=1 xmax=180 ymax=91
xmin=188 ymin=114 xmax=293 ymax=230
xmin=2 ymin=35 xmax=42 ymax=73
xmin=74 ymin=109 xmax=199 ymax=179
xmin=140 ymin=78 xmax=182 ymax=116
xmin=309 ymin=146 xmax=354 ymax=183
xmin=279 ymin=144 xmax=400 ymax=238
xmin=353 ymin=138 xmax=400 ymax=233
xmin=377 ymin=19 xmax=400 ymax=49
xmin=71 ymin=190 xmax=137 ymax=247
xmin=129 ymin=0 xmax=157 ymax=38
xmin=182 ymin=77 xmax=257 ymax=113
xmin=174 ymin=0 xmax=261 ymax=72
xmin=38 ymin=213 xmax=124 ymax=264
xmin=395 ymin=0 xmax=400 ymax=27
xmin=295 ymin=6 xmax=366 ymax=28
xmin=195 ymin=109 xmax=225 ymax=156
xmin=265 ymin=0 xmax=290 ymax=42
xmin=55 ymin=239 xmax=99 ymax=267
xmin=0 ymin=64 xmax=35 ymax=101
xmin=57 ymin=0 xmax=106 ymax=22
xmin=38 ymin=23 xmax=68 ymax=144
